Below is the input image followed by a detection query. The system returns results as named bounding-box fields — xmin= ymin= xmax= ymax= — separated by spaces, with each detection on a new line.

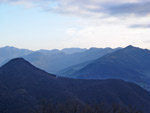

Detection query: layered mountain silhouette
xmin=65 ymin=45 xmax=150 ymax=89
xmin=57 ymin=60 xmax=94 ymax=77
xmin=0 ymin=46 xmax=33 ymax=66
xmin=0 ymin=58 xmax=150 ymax=113
xmin=0 ymin=46 xmax=117 ymax=74
xmin=24 ymin=47 xmax=117 ymax=73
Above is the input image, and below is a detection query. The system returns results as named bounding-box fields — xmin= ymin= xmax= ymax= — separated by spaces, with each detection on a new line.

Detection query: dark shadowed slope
xmin=71 ymin=45 xmax=150 ymax=89
xmin=0 ymin=58 xmax=150 ymax=113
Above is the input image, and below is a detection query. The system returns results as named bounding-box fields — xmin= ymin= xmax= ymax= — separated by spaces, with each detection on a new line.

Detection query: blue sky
xmin=0 ymin=0 xmax=150 ymax=50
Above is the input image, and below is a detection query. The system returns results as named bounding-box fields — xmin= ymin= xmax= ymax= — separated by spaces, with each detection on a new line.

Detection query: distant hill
xmin=0 ymin=46 xmax=33 ymax=66
xmin=24 ymin=51 xmax=66 ymax=73
xmin=57 ymin=60 xmax=94 ymax=77
xmin=37 ymin=49 xmax=60 ymax=55
xmin=69 ymin=45 xmax=150 ymax=89
xmin=61 ymin=48 xmax=87 ymax=54
xmin=0 ymin=58 xmax=150 ymax=113
xmin=24 ymin=47 xmax=117 ymax=73
xmin=37 ymin=48 xmax=87 ymax=55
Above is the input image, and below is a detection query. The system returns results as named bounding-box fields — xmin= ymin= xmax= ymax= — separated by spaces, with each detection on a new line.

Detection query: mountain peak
xmin=9 ymin=57 xmax=27 ymax=62
xmin=120 ymin=45 xmax=144 ymax=52
xmin=125 ymin=45 xmax=137 ymax=49
xmin=123 ymin=45 xmax=149 ymax=53
xmin=1 ymin=58 xmax=36 ymax=70
xmin=4 ymin=57 xmax=30 ymax=65
xmin=1 ymin=57 xmax=56 ymax=78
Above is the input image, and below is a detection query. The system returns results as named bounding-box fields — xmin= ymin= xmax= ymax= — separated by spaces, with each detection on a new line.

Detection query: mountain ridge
xmin=0 ymin=58 xmax=150 ymax=113
xmin=0 ymin=46 xmax=117 ymax=73
xmin=67 ymin=45 xmax=150 ymax=89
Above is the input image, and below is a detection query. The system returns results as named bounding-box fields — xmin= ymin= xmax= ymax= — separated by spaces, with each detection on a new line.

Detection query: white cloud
xmin=1 ymin=0 xmax=149 ymax=15
xmin=1 ymin=0 xmax=149 ymax=26
xmin=1 ymin=0 xmax=150 ymax=48
xmin=64 ymin=23 xmax=150 ymax=48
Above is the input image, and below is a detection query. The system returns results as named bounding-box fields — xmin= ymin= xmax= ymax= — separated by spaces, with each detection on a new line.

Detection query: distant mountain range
xmin=0 ymin=58 xmax=150 ymax=113
xmin=37 ymin=47 xmax=87 ymax=55
xmin=0 ymin=46 xmax=118 ymax=73
xmin=1 ymin=45 xmax=150 ymax=90
xmin=25 ymin=47 xmax=118 ymax=73
xmin=62 ymin=45 xmax=150 ymax=90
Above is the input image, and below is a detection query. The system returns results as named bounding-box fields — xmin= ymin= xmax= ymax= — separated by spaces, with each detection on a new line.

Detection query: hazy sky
xmin=0 ymin=0 xmax=150 ymax=50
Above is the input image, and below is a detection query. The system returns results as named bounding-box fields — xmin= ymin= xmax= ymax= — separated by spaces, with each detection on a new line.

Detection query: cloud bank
xmin=1 ymin=0 xmax=150 ymax=29
xmin=1 ymin=0 xmax=150 ymax=49
xmin=1 ymin=0 xmax=150 ymax=17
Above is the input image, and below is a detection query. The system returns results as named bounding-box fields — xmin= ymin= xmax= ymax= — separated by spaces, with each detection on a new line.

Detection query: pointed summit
xmin=1 ymin=57 xmax=55 ymax=78
xmin=124 ymin=45 xmax=141 ymax=50
xmin=123 ymin=45 xmax=149 ymax=53
xmin=126 ymin=45 xmax=134 ymax=48
xmin=2 ymin=58 xmax=36 ymax=69
xmin=5 ymin=57 xmax=30 ymax=64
